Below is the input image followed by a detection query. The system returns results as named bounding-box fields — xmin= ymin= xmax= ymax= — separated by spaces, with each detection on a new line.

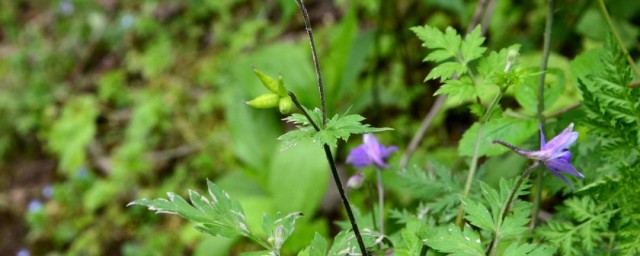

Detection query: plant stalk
xmin=487 ymin=161 xmax=540 ymax=256
xmin=376 ymin=168 xmax=385 ymax=236
xmin=292 ymin=1 xmax=368 ymax=253
xmin=295 ymin=0 xmax=327 ymax=125
xmin=455 ymin=91 xmax=503 ymax=226
xmin=288 ymin=92 xmax=368 ymax=255
xmin=532 ymin=0 xmax=554 ymax=230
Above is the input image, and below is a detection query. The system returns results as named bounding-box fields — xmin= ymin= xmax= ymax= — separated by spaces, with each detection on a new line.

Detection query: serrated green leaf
xmin=424 ymin=224 xmax=484 ymax=256
xmin=461 ymin=25 xmax=486 ymax=63
xmin=426 ymin=62 xmax=465 ymax=82
xmin=434 ymin=76 xmax=477 ymax=104
xmin=503 ymin=242 xmax=556 ymax=256
xmin=461 ymin=196 xmax=495 ymax=232
xmin=297 ymin=233 xmax=327 ymax=256
xmin=279 ymin=109 xmax=391 ymax=150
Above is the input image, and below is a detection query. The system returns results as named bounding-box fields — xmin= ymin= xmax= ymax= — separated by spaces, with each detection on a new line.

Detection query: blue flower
xmin=347 ymin=134 xmax=397 ymax=169
xmin=495 ymin=123 xmax=584 ymax=188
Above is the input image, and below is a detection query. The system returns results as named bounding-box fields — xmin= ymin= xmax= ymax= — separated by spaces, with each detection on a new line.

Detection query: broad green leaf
xmin=424 ymin=224 xmax=484 ymax=256
xmin=458 ymin=118 xmax=537 ymax=157
xmin=514 ymin=68 xmax=566 ymax=115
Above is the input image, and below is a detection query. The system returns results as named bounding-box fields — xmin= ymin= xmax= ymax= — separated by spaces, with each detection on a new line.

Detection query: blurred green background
xmin=0 ymin=0 xmax=638 ymax=255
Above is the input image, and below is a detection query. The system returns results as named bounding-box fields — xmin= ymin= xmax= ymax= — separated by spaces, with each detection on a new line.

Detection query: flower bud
xmin=347 ymin=173 xmax=364 ymax=189
xmin=254 ymin=68 xmax=287 ymax=96
xmin=245 ymin=93 xmax=280 ymax=109
xmin=279 ymin=95 xmax=293 ymax=114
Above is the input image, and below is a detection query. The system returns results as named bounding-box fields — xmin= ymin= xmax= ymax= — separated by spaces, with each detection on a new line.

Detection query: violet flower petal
xmin=543 ymin=123 xmax=578 ymax=153
xmin=548 ymin=168 xmax=575 ymax=190
xmin=545 ymin=158 xmax=584 ymax=178
xmin=363 ymin=134 xmax=388 ymax=168
xmin=346 ymin=145 xmax=372 ymax=168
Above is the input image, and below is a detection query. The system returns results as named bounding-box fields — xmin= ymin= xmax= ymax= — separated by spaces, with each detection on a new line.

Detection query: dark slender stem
xmin=400 ymin=0 xmax=495 ymax=170
xmin=493 ymin=139 xmax=529 ymax=156
xmin=487 ymin=161 xmax=540 ymax=256
xmin=323 ymin=144 xmax=369 ymax=255
xmin=289 ymin=92 xmax=368 ymax=255
xmin=295 ymin=0 xmax=327 ymax=125
xmin=288 ymin=92 xmax=321 ymax=131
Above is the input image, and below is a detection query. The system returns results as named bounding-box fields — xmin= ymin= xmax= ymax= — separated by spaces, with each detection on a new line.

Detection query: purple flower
xmin=495 ymin=123 xmax=584 ymax=188
xmin=347 ymin=134 xmax=397 ymax=169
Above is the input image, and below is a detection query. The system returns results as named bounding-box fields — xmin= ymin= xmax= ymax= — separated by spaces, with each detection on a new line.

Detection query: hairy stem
xmin=532 ymin=0 xmax=554 ymax=230
xmin=376 ymin=168 xmax=385 ymax=236
xmin=487 ymin=161 xmax=540 ymax=256
xmin=597 ymin=0 xmax=640 ymax=79
xmin=456 ymin=91 xmax=502 ymax=226
xmin=295 ymin=0 xmax=327 ymax=125
xmin=400 ymin=0 xmax=495 ymax=170
xmin=288 ymin=92 xmax=369 ymax=255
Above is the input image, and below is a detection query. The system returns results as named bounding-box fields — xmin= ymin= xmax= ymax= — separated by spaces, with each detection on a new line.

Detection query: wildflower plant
xmin=123 ymin=1 xmax=640 ymax=256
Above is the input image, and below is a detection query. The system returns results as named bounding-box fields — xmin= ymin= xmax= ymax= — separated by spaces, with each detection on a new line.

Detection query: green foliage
xmin=577 ymin=35 xmax=640 ymax=151
xmin=411 ymin=25 xmax=486 ymax=82
xmin=572 ymin=34 xmax=640 ymax=255
xmin=458 ymin=117 xmax=538 ymax=157
xmin=396 ymin=164 xmax=462 ymax=220
xmin=279 ymin=107 xmax=391 ymax=149
xmin=537 ymin=197 xmax=617 ymax=255
xmin=464 ymin=179 xmax=532 ymax=245
xmin=130 ymin=181 xmax=301 ymax=255
xmin=297 ymin=233 xmax=328 ymax=256
xmin=393 ymin=218 xmax=428 ymax=256
xmin=424 ymin=224 xmax=484 ymax=256
xmin=46 ymin=96 xmax=98 ymax=175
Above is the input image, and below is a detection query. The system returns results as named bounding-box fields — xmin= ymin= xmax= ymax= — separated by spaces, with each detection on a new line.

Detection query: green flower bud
xmin=245 ymin=93 xmax=280 ymax=109
xmin=279 ymin=95 xmax=293 ymax=114
xmin=254 ymin=68 xmax=287 ymax=96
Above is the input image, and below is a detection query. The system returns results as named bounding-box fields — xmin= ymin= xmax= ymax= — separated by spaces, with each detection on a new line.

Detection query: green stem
xmin=532 ymin=0 xmax=554 ymax=230
xmin=376 ymin=168 xmax=385 ymax=236
xmin=597 ymin=0 xmax=640 ymax=79
xmin=455 ymin=91 xmax=503 ymax=226
xmin=487 ymin=161 xmax=540 ymax=256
